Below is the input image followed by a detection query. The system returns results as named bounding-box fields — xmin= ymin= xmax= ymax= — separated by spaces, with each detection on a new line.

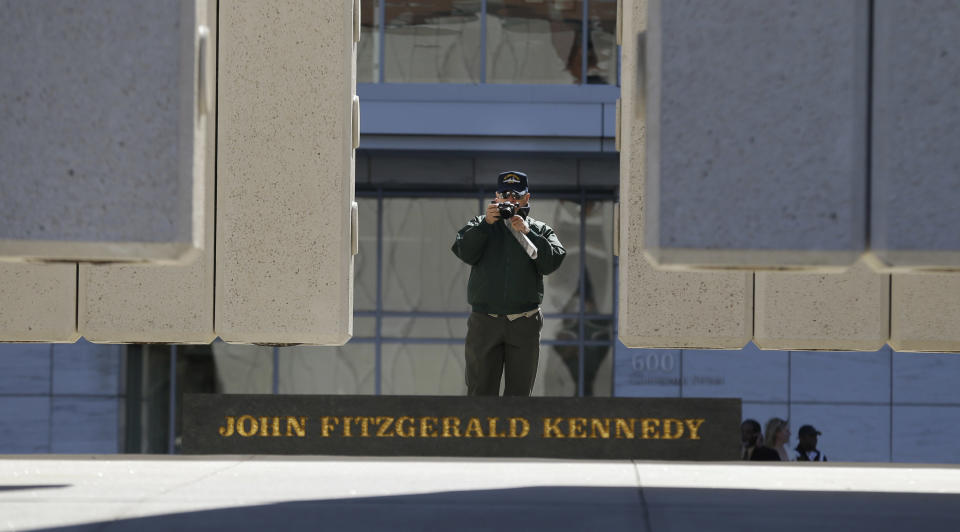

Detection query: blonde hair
xmin=764 ymin=417 xmax=788 ymax=448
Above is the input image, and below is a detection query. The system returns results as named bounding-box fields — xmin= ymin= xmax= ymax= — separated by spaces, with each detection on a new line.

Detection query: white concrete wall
xmin=215 ymin=0 xmax=357 ymax=345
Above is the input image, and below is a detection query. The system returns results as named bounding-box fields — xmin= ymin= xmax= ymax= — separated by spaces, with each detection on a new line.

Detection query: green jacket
xmin=451 ymin=215 xmax=566 ymax=314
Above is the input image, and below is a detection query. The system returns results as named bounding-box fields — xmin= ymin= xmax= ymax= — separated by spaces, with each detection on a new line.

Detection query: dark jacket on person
xmin=452 ymin=215 xmax=566 ymax=315
xmin=795 ymin=446 xmax=827 ymax=461
xmin=749 ymin=446 xmax=781 ymax=461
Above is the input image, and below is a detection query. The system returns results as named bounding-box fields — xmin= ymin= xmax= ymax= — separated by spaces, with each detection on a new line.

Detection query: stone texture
xmin=51 ymin=341 xmax=121 ymax=396
xmin=870 ymin=0 xmax=960 ymax=270
xmin=892 ymin=405 xmax=960 ymax=463
xmin=618 ymin=0 xmax=752 ymax=348
xmin=0 ymin=263 xmax=78 ymax=342
xmin=0 ymin=0 xmax=204 ymax=262
xmin=893 ymin=352 xmax=960 ymax=404
xmin=0 ymin=397 xmax=50 ymax=453
xmin=890 ymin=273 xmax=960 ymax=352
xmin=790 ymin=348 xmax=891 ymax=404
xmin=787 ymin=404 xmax=890 ymax=462
xmin=643 ymin=0 xmax=868 ymax=269
xmin=50 ymin=397 xmax=120 ymax=453
xmin=754 ymin=260 xmax=889 ymax=350
xmin=216 ymin=0 xmax=357 ymax=344
xmin=0 ymin=344 xmax=51 ymax=394
xmin=682 ymin=344 xmax=788 ymax=402
xmin=613 ymin=345 xmax=682 ymax=398
xmin=78 ymin=0 xmax=216 ymax=344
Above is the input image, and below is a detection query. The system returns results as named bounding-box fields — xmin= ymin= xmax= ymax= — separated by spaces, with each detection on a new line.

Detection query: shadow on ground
xmin=31 ymin=485 xmax=960 ymax=532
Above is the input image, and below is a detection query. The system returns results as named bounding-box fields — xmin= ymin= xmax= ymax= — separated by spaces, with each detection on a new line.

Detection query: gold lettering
xmin=568 ymin=417 xmax=588 ymax=438
xmin=685 ymin=418 xmax=705 ymax=440
xmin=376 ymin=416 xmax=395 ymax=437
xmin=641 ymin=418 xmax=660 ymax=439
xmin=285 ymin=416 xmax=307 ymax=437
xmin=237 ymin=415 xmax=258 ymax=437
xmin=271 ymin=416 xmax=281 ymax=437
xmin=321 ymin=416 xmax=340 ymax=437
xmin=662 ymin=418 xmax=684 ymax=440
xmin=464 ymin=417 xmax=484 ymax=438
xmin=396 ymin=416 xmax=415 ymax=437
xmin=442 ymin=417 xmax=461 ymax=437
xmin=218 ymin=416 xmax=235 ymax=437
xmin=420 ymin=417 xmax=439 ymax=438
xmin=259 ymin=417 xmax=269 ymax=437
xmin=590 ymin=418 xmax=611 ymax=439
xmin=358 ymin=417 xmax=373 ymax=437
xmin=342 ymin=417 xmax=354 ymax=437
xmin=487 ymin=417 xmax=507 ymax=438
xmin=614 ymin=418 xmax=635 ymax=439
xmin=543 ymin=418 xmax=565 ymax=438
xmin=509 ymin=417 xmax=530 ymax=438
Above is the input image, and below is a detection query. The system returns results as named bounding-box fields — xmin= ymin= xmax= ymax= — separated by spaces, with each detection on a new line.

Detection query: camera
xmin=497 ymin=201 xmax=518 ymax=220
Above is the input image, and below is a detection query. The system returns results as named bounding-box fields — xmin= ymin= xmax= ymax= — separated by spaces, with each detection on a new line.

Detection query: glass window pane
xmin=587 ymin=0 xmax=618 ymax=84
xmin=277 ymin=344 xmax=376 ymax=394
xmin=381 ymin=343 xmax=466 ymax=395
xmin=382 ymin=198 xmax=476 ymax=312
xmin=538 ymin=199 xmax=581 ymax=314
xmin=584 ymin=200 xmax=614 ymax=314
xmin=209 ymin=342 xmax=274 ymax=394
xmin=384 ymin=1 xmax=482 ymax=83
xmin=381 ymin=316 xmax=467 ymax=338
xmin=487 ymin=0 xmax=583 ymax=84
xmin=355 ymin=198 xmax=378 ymax=311
xmin=359 ymin=0 xmax=381 ymax=82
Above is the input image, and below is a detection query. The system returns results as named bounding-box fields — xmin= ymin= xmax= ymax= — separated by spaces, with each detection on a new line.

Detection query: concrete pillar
xmin=642 ymin=0 xmax=869 ymax=270
xmin=77 ymin=0 xmax=216 ymax=344
xmin=619 ymin=0 xmax=752 ymax=349
xmin=215 ymin=0 xmax=358 ymax=344
xmin=869 ymin=0 xmax=960 ymax=271
xmin=0 ymin=0 xmax=209 ymax=263
xmin=0 ymin=263 xmax=78 ymax=343
xmin=754 ymin=260 xmax=888 ymax=351
xmin=890 ymin=273 xmax=960 ymax=353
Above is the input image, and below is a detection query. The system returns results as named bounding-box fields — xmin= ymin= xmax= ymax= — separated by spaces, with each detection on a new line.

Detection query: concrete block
xmin=890 ymin=273 xmax=960 ymax=352
xmin=618 ymin=0 xmax=752 ymax=348
xmin=51 ymin=341 xmax=121 ymax=396
xmin=0 ymin=263 xmax=78 ymax=342
xmin=754 ymin=260 xmax=889 ymax=350
xmin=643 ymin=0 xmax=868 ymax=269
xmin=50 ymin=397 xmax=120 ymax=453
xmin=869 ymin=1 xmax=960 ymax=270
xmin=0 ymin=397 xmax=50 ymax=453
xmin=0 ymin=0 xmax=211 ymax=263
xmin=893 ymin=406 xmax=960 ymax=464
xmin=216 ymin=0 xmax=357 ymax=344
xmin=77 ymin=0 xmax=216 ymax=344
xmin=682 ymin=344 xmax=788 ymax=402
xmin=788 ymin=404 xmax=890 ymax=462
xmin=790 ymin=348 xmax=891 ymax=404
xmin=0 ymin=344 xmax=51 ymax=394
xmin=893 ymin=352 xmax=960 ymax=404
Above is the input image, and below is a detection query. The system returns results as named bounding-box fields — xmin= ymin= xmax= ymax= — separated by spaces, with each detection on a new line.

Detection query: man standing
xmin=795 ymin=424 xmax=828 ymax=461
xmin=451 ymin=171 xmax=566 ymax=396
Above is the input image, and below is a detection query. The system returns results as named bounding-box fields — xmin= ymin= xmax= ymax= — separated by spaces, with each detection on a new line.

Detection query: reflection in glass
xmin=587 ymin=0 xmax=618 ymax=84
xmin=381 ymin=343 xmax=466 ymax=395
xmin=487 ymin=0 xmax=583 ymax=84
xmin=382 ymin=198 xmax=476 ymax=312
xmin=355 ymin=198 xmax=378 ymax=311
xmin=209 ymin=342 xmax=273 ymax=394
xmin=383 ymin=1 xmax=482 ymax=82
xmin=278 ymin=344 xmax=376 ymax=395
xmin=358 ymin=0 xmax=381 ymax=82
xmin=381 ymin=317 xmax=466 ymax=339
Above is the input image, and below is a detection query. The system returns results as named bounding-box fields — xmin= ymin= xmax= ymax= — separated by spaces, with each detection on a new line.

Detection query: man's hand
xmin=484 ymin=201 xmax=500 ymax=224
xmin=510 ymin=215 xmax=530 ymax=234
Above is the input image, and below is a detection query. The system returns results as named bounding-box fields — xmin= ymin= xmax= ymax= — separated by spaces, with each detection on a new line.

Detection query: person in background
xmin=795 ymin=424 xmax=827 ymax=461
xmin=751 ymin=417 xmax=789 ymax=461
xmin=740 ymin=419 xmax=763 ymax=460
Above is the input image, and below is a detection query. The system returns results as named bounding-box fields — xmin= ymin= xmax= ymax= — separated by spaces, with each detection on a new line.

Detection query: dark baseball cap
xmin=497 ymin=171 xmax=528 ymax=195
xmin=798 ymin=424 xmax=821 ymax=437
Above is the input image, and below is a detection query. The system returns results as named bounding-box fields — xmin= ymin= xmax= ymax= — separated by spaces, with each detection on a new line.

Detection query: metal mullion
xmin=167 ymin=345 xmax=177 ymax=454
xmin=375 ymin=188 xmax=384 ymax=395
xmin=378 ymin=0 xmax=386 ymax=83
xmin=581 ymin=0 xmax=589 ymax=85
xmin=577 ymin=189 xmax=587 ymax=396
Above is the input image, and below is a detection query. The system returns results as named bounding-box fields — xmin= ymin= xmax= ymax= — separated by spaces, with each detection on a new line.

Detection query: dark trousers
xmin=464 ymin=311 xmax=542 ymax=396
